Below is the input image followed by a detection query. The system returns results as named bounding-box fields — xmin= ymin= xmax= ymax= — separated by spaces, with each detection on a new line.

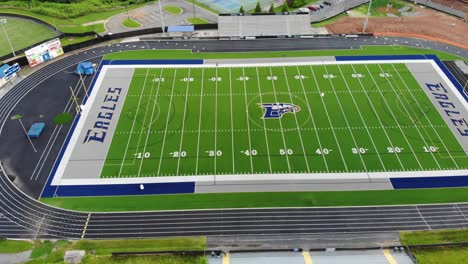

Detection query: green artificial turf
xmin=42 ymin=187 xmax=468 ymax=212
xmin=0 ymin=16 xmax=56 ymax=57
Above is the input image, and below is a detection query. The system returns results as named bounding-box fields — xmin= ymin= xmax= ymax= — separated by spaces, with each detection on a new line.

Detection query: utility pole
xmin=11 ymin=114 xmax=37 ymax=153
xmin=0 ymin=18 xmax=16 ymax=57
xmin=158 ymin=0 xmax=165 ymax=33
xmin=192 ymin=0 xmax=196 ymax=20
xmin=363 ymin=0 xmax=373 ymax=33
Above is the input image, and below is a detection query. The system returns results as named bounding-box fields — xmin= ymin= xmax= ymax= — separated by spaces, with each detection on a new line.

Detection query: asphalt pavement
xmin=0 ymin=37 xmax=467 ymax=240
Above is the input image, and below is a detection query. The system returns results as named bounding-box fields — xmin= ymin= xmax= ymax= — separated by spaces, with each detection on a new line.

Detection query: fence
xmin=410 ymin=0 xmax=467 ymax=18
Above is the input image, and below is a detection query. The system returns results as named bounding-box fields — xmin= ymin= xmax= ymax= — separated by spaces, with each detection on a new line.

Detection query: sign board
xmin=3 ymin=63 xmax=20 ymax=81
xmin=25 ymin=38 xmax=64 ymax=68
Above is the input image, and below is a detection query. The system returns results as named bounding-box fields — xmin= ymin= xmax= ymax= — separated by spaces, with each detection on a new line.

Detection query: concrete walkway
xmin=106 ymin=0 xmax=218 ymax=34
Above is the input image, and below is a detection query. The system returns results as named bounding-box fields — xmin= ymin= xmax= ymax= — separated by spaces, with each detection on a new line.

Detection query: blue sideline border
xmin=337 ymin=54 xmax=467 ymax=189
xmin=41 ymin=60 xmax=201 ymax=198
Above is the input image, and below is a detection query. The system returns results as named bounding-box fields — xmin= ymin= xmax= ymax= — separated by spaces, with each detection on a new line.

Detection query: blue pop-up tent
xmin=75 ymin=62 xmax=94 ymax=75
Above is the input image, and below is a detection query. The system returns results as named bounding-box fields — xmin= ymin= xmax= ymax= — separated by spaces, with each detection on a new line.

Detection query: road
xmin=0 ymin=37 xmax=466 ymax=239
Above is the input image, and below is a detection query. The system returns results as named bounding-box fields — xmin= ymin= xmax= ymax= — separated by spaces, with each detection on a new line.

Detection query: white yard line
xmin=350 ymin=64 xmax=405 ymax=170
xmin=195 ymin=68 xmax=205 ymax=175
xmin=176 ymin=68 xmax=192 ymax=175
xmin=309 ymin=65 xmax=349 ymax=172
xmin=132 ymin=71 xmax=158 ymax=166
xmin=336 ymin=64 xmax=386 ymax=171
xmin=157 ymin=68 xmax=178 ymax=176
xmin=364 ymin=64 xmax=424 ymax=170
xmin=255 ymin=67 xmax=273 ymax=173
xmin=295 ymin=66 xmax=329 ymax=172
xmin=377 ymin=63 xmax=442 ymax=170
xmin=389 ymin=64 xmax=460 ymax=169
xmin=118 ymin=68 xmax=150 ymax=177
xmin=323 ymin=64 xmax=369 ymax=173
xmin=242 ymin=67 xmax=254 ymax=174
xmin=268 ymin=66 xmax=292 ymax=173
xmin=138 ymin=69 xmax=164 ymax=177
xmin=282 ymin=66 xmax=310 ymax=172
xmin=229 ymin=68 xmax=235 ymax=173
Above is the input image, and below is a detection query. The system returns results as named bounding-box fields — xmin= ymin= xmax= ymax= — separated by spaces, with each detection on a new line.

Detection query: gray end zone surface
xmin=61 ymin=68 xmax=134 ymax=180
xmin=406 ymin=62 xmax=468 ymax=152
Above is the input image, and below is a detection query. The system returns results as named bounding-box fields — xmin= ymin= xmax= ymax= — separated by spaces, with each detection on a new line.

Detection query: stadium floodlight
xmin=0 ymin=18 xmax=16 ymax=57
xmin=362 ymin=0 xmax=373 ymax=33
xmin=10 ymin=114 xmax=37 ymax=152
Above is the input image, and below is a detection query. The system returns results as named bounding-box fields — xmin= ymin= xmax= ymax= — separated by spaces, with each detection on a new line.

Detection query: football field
xmin=99 ymin=62 xmax=467 ymax=178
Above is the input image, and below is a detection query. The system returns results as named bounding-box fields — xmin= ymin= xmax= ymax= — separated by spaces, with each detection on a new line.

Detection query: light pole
xmin=0 ymin=18 xmax=16 ymax=57
xmin=192 ymin=0 xmax=196 ymax=20
xmin=363 ymin=0 xmax=373 ymax=33
xmin=158 ymin=0 xmax=165 ymax=33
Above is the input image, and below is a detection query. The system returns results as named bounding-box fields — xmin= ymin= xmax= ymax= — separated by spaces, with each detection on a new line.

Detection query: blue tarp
xmin=0 ymin=64 xmax=10 ymax=79
xmin=168 ymin=25 xmax=195 ymax=32
xmin=75 ymin=62 xmax=94 ymax=75
xmin=27 ymin=123 xmax=45 ymax=138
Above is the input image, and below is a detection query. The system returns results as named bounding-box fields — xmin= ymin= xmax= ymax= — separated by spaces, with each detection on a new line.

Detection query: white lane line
xmin=282 ymin=66 xmax=310 ymax=172
xmin=268 ymin=66 xmax=291 ymax=173
xmin=364 ymin=64 xmax=424 ymax=170
xmin=255 ymin=67 xmax=273 ymax=173
xmin=309 ymin=65 xmax=349 ymax=172
xmin=138 ymin=69 xmax=164 ymax=177
xmin=416 ymin=206 xmax=432 ymax=230
xmin=295 ymin=66 xmax=329 ymax=172
xmin=242 ymin=67 xmax=254 ymax=174
xmin=118 ymin=68 xmax=151 ymax=177
xmin=350 ymin=64 xmax=405 ymax=170
xmin=336 ymin=64 xmax=386 ymax=171
xmin=176 ymin=68 xmax=191 ymax=175
xmin=81 ymin=213 xmax=91 ymax=239
xmin=390 ymin=63 xmax=460 ymax=169
xmin=157 ymin=68 xmax=178 ymax=176
xmin=195 ymin=68 xmax=205 ymax=175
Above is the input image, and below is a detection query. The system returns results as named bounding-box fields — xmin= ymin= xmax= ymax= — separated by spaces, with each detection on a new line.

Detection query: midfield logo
xmin=259 ymin=103 xmax=301 ymax=119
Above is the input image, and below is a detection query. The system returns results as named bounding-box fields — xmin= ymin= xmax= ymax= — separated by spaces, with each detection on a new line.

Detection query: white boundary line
xmin=51 ymin=59 xmax=468 ymax=186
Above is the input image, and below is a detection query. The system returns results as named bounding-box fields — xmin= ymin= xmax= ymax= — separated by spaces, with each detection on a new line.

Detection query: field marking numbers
xmin=282 ymin=66 xmax=310 ymax=172
xmin=255 ymin=67 xmax=273 ymax=173
xmin=364 ymin=64 xmax=424 ymax=170
xmin=157 ymin=68 xmax=178 ymax=176
xmin=380 ymin=64 xmax=441 ymax=169
xmin=118 ymin=68 xmax=150 ymax=177
xmin=268 ymin=66 xmax=291 ymax=173
xmin=229 ymin=68 xmax=235 ymax=173
xmin=242 ymin=67 xmax=254 ymax=174
xmin=350 ymin=64 xmax=405 ymax=170
xmin=309 ymin=65 xmax=349 ymax=172
xmin=336 ymin=64 xmax=386 ymax=170
xmin=138 ymin=69 xmax=164 ymax=177
xmin=324 ymin=64 xmax=369 ymax=172
xmin=296 ymin=66 xmax=329 ymax=172
xmin=389 ymin=64 xmax=460 ymax=169
xmin=195 ymin=68 xmax=205 ymax=174
xmin=176 ymin=68 xmax=191 ymax=175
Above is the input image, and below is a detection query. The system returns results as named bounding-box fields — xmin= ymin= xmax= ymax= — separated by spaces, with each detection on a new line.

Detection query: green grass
xmin=0 ymin=16 xmax=56 ymax=57
xmin=81 ymin=255 xmax=207 ymax=264
xmin=0 ymin=239 xmax=33 ymax=253
xmin=163 ymin=5 xmax=183 ymax=15
xmin=42 ymin=187 xmax=468 ymax=212
xmin=353 ymin=0 xmax=408 ymax=17
xmin=30 ymin=240 xmax=55 ymax=259
xmin=122 ymin=18 xmax=141 ymax=28
xmin=401 ymin=230 xmax=468 ymax=245
xmin=53 ymin=112 xmax=73 ymax=125
xmin=60 ymin=35 xmax=96 ymax=46
xmin=185 ymin=0 xmax=219 ymax=14
xmin=410 ymin=246 xmax=468 ymax=264
xmin=103 ymin=46 xmax=465 ymax=61
xmin=186 ymin=17 xmax=210 ymax=24
xmin=311 ymin=12 xmax=348 ymax=28
xmin=75 ymin=237 xmax=206 ymax=255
